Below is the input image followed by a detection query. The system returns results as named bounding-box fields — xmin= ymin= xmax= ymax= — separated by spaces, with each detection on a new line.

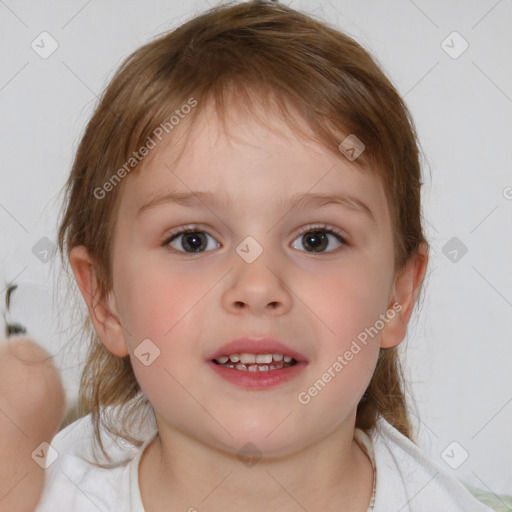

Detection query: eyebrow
xmin=137 ymin=190 xmax=375 ymax=222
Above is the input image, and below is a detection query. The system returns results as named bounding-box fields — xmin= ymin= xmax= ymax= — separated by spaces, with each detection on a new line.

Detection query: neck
xmin=138 ymin=415 xmax=374 ymax=512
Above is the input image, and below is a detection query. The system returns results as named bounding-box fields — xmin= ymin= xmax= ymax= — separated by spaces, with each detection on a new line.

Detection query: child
xmin=34 ymin=1 xmax=494 ymax=510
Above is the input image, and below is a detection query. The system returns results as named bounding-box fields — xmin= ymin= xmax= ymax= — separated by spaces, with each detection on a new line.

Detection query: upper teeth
xmin=216 ymin=353 xmax=293 ymax=364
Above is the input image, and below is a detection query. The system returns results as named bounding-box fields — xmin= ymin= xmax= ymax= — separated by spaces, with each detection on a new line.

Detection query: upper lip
xmin=209 ymin=337 xmax=308 ymax=362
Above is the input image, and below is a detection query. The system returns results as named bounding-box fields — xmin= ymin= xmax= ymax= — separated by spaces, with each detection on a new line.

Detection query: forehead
xmin=119 ymin=99 xmax=390 ymax=226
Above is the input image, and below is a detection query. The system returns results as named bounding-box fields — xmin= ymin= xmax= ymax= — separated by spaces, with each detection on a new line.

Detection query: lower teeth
xmin=215 ymin=361 xmax=295 ymax=371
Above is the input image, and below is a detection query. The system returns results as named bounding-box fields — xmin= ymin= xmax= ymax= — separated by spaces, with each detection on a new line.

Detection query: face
xmin=107 ymin=101 xmax=398 ymax=456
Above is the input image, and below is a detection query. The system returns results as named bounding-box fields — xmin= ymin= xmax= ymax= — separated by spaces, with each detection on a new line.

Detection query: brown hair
xmin=57 ymin=0 xmax=428 ymax=459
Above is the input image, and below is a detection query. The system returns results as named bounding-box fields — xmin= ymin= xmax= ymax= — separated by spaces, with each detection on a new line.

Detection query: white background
xmin=0 ymin=0 xmax=511 ymax=497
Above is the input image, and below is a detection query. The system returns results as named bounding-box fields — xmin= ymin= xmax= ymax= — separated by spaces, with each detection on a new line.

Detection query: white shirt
xmin=35 ymin=413 xmax=493 ymax=512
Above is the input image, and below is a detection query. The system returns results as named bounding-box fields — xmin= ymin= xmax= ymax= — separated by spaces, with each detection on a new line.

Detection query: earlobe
xmin=380 ymin=243 xmax=429 ymax=349
xmin=68 ymin=246 xmax=129 ymax=357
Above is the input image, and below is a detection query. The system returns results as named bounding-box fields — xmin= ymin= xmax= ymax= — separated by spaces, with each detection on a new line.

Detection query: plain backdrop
xmin=0 ymin=0 xmax=511 ymax=496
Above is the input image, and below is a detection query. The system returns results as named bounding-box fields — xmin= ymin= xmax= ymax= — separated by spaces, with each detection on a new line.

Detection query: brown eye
xmin=291 ymin=226 xmax=346 ymax=253
xmin=301 ymin=230 xmax=328 ymax=252
xmin=166 ymin=230 xmax=219 ymax=253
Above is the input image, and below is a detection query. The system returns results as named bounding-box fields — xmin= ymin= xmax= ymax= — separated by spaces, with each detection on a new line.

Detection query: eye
xmin=163 ymin=223 xmax=347 ymax=254
xmin=291 ymin=224 xmax=347 ymax=253
xmin=164 ymin=226 xmax=220 ymax=253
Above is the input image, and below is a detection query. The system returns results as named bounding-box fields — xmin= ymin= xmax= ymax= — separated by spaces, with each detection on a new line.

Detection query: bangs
xmin=127 ymin=80 xmax=372 ymax=180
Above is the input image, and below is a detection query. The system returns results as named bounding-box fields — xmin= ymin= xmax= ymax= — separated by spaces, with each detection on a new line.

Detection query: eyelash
xmin=162 ymin=223 xmax=348 ymax=254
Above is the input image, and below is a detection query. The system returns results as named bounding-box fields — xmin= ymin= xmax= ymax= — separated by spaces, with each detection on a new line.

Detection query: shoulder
xmin=34 ymin=412 xmax=153 ymax=512
xmin=369 ymin=416 xmax=494 ymax=512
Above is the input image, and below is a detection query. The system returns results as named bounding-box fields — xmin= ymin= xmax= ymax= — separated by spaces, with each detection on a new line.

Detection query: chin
xmin=207 ymin=413 xmax=309 ymax=460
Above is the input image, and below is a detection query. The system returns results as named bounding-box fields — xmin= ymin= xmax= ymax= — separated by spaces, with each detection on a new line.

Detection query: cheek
xmin=113 ymin=254 xmax=212 ymax=385
xmin=293 ymin=258 xmax=390 ymax=410
xmin=300 ymin=258 xmax=393 ymax=347
xmin=114 ymin=253 xmax=208 ymax=341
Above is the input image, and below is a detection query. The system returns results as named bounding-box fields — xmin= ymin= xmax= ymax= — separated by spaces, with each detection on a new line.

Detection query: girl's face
xmin=107 ymin=102 xmax=400 ymax=456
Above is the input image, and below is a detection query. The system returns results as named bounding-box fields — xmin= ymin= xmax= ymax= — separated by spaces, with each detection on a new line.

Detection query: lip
xmin=208 ymin=337 xmax=308 ymax=363
xmin=207 ymin=337 xmax=308 ymax=390
xmin=207 ymin=359 xmax=307 ymax=390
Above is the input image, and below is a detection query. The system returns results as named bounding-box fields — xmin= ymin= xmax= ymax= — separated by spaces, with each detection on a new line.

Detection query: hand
xmin=0 ymin=337 xmax=66 ymax=512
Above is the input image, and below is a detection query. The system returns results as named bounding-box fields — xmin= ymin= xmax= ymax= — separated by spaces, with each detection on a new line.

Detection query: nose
xmin=221 ymin=246 xmax=293 ymax=316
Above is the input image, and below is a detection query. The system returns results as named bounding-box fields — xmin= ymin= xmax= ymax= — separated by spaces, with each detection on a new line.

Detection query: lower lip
xmin=206 ymin=360 xmax=307 ymax=389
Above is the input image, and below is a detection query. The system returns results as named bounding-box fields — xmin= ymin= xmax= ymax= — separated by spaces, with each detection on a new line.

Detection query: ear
xmin=380 ymin=242 xmax=429 ymax=349
xmin=68 ymin=246 xmax=129 ymax=357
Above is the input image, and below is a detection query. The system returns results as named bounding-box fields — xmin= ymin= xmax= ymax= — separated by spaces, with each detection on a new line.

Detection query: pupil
xmin=183 ymin=232 xmax=206 ymax=252
xmin=303 ymin=231 xmax=327 ymax=252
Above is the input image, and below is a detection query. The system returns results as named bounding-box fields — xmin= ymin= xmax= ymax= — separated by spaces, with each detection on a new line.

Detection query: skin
xmin=0 ymin=338 xmax=66 ymax=512
xmin=70 ymin=100 xmax=428 ymax=512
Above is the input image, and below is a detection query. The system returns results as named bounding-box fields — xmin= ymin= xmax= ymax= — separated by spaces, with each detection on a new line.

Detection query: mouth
xmin=207 ymin=337 xmax=307 ymax=389
xmin=212 ymin=352 xmax=298 ymax=372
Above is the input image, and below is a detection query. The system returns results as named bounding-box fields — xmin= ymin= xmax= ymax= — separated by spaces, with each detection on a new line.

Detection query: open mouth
xmin=212 ymin=353 xmax=298 ymax=372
